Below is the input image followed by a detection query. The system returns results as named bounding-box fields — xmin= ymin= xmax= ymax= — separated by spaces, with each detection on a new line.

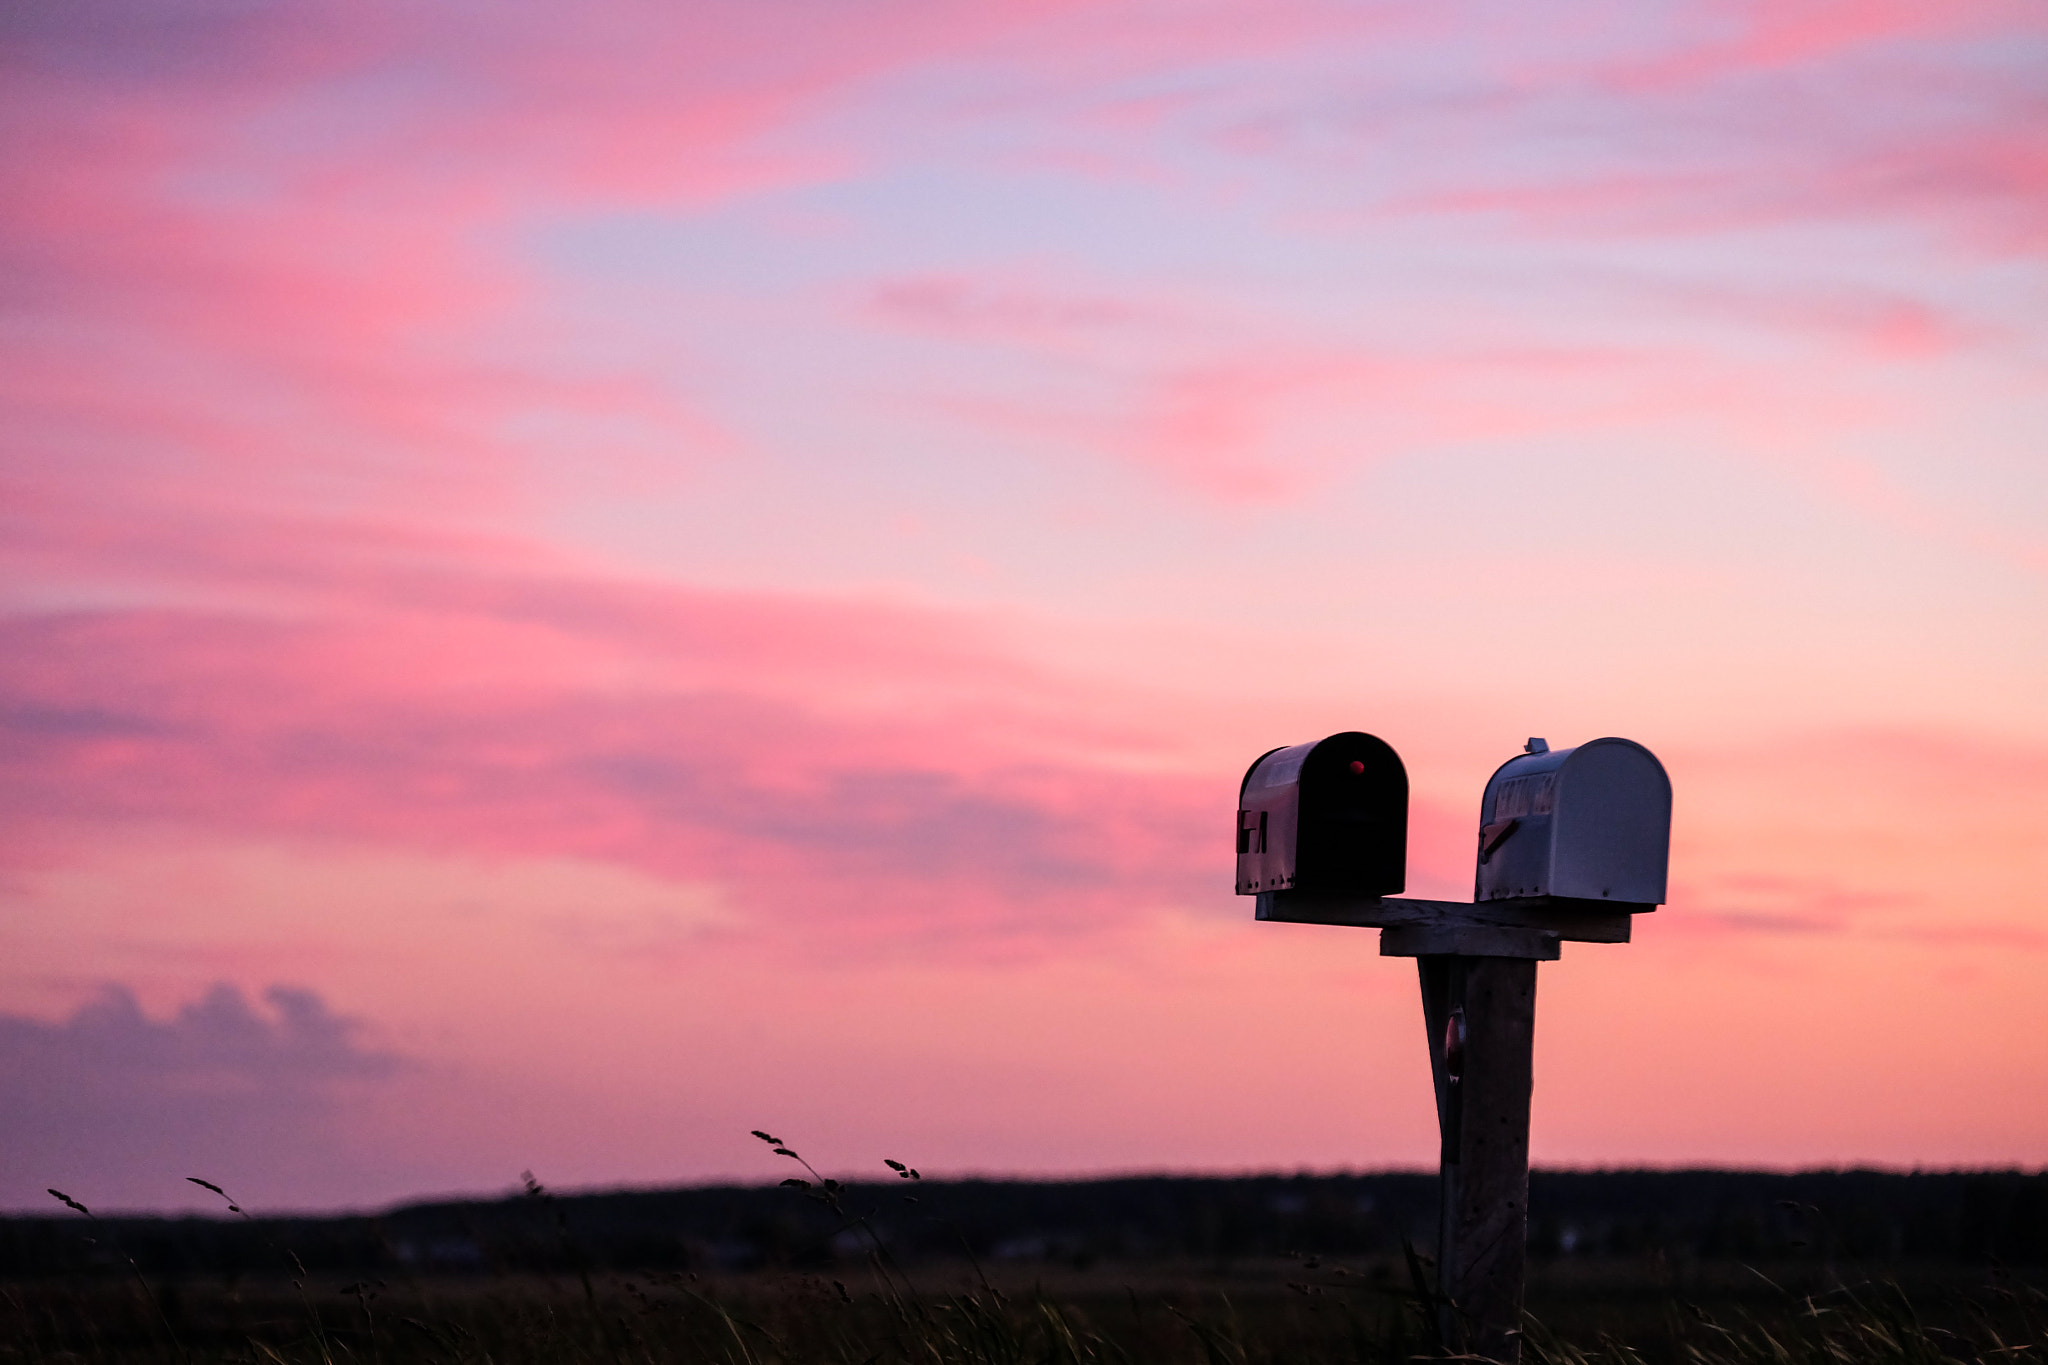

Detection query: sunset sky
xmin=2 ymin=0 xmax=2045 ymax=1213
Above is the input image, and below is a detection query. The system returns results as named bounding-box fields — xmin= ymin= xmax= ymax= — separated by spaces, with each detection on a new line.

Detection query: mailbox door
xmin=1294 ymin=732 xmax=1406 ymax=895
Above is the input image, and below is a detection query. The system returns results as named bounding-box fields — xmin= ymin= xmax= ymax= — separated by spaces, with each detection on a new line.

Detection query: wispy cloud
xmin=0 ymin=553 xmax=1236 ymax=953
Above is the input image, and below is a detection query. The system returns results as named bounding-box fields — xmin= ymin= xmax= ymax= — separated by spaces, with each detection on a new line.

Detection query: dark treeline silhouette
xmin=6 ymin=1170 xmax=2045 ymax=1279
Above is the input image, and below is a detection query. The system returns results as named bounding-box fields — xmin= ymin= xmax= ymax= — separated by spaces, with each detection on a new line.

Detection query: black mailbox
xmin=1236 ymin=732 xmax=1407 ymax=896
xmin=1475 ymin=737 xmax=1670 ymax=905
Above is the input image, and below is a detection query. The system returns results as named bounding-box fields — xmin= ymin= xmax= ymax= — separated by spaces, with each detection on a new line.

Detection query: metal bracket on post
xmin=1419 ymin=957 xmax=1464 ymax=1165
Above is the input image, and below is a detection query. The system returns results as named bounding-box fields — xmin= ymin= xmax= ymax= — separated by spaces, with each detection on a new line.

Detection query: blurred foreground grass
xmin=13 ymin=1150 xmax=2046 ymax=1363
xmin=4 ymin=1256 xmax=2043 ymax=1365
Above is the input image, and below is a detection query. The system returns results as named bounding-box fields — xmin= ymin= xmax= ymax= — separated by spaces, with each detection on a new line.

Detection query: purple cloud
xmin=0 ymin=984 xmax=401 ymax=1211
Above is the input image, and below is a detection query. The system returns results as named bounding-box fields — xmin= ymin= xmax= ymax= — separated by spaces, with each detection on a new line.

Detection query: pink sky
xmin=2 ymin=0 xmax=2045 ymax=1212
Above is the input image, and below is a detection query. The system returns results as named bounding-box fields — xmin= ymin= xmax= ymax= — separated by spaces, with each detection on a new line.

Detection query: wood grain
xmin=1421 ymin=955 xmax=1538 ymax=1364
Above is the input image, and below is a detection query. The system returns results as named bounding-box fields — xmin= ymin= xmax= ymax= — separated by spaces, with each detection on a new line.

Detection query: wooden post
xmin=1256 ymin=888 xmax=1635 ymax=1362
xmin=1420 ymin=954 xmax=1537 ymax=1364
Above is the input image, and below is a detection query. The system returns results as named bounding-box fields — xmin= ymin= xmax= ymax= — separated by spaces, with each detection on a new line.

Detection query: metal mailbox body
xmin=1236 ymin=732 xmax=1407 ymax=896
xmin=1475 ymin=738 xmax=1670 ymax=905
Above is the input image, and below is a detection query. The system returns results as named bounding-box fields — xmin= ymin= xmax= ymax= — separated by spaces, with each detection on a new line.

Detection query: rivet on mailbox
xmin=1234 ymin=732 xmax=1407 ymax=897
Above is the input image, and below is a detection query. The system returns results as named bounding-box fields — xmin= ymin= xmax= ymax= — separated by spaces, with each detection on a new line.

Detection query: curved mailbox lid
xmin=1237 ymin=732 xmax=1407 ymax=896
xmin=1475 ymin=737 xmax=1670 ymax=905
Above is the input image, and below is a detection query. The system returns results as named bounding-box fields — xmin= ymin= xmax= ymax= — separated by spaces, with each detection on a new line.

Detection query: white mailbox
xmin=1474 ymin=738 xmax=1670 ymax=906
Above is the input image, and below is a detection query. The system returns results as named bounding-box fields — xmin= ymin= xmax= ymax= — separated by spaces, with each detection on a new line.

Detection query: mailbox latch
xmin=1236 ymin=809 xmax=1268 ymax=856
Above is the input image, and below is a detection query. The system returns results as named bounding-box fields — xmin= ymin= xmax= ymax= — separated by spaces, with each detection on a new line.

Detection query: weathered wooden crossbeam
xmin=1253 ymin=891 xmax=1649 ymax=959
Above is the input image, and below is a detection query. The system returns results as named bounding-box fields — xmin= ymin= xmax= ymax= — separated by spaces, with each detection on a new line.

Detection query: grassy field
xmin=8 ymin=1157 xmax=2045 ymax=1364
xmin=4 ymin=1248 xmax=2044 ymax=1364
